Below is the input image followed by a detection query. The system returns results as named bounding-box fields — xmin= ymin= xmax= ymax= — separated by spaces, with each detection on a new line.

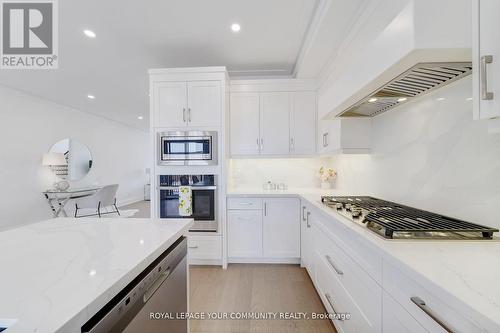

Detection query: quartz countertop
xmin=0 ymin=218 xmax=192 ymax=333
xmin=227 ymin=187 xmax=500 ymax=331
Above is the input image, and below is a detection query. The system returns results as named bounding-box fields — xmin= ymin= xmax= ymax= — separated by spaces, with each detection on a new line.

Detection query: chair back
xmin=95 ymin=184 xmax=119 ymax=207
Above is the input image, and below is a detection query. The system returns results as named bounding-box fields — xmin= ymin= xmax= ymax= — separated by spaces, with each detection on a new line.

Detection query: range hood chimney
xmin=339 ymin=62 xmax=472 ymax=117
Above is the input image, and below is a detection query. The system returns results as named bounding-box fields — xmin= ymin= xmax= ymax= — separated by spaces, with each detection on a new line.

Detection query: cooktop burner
xmin=321 ymin=196 xmax=499 ymax=240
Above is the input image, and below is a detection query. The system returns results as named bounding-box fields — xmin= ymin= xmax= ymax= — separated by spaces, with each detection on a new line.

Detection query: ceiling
xmin=0 ymin=0 xmax=366 ymax=130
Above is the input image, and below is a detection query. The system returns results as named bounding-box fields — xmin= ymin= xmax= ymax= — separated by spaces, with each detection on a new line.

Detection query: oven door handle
xmin=157 ymin=186 xmax=217 ymax=190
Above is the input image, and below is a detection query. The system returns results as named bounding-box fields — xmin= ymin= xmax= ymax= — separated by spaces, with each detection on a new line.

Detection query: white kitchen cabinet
xmin=187 ymin=81 xmax=221 ymax=127
xmin=290 ymin=92 xmax=316 ymax=155
xmin=263 ymin=198 xmax=300 ymax=258
xmin=230 ymin=93 xmax=260 ymax=155
xmin=318 ymin=118 xmax=371 ymax=154
xmin=188 ymin=235 xmax=222 ymax=263
xmin=300 ymin=203 xmax=315 ymax=276
xmin=260 ymin=93 xmax=290 ymax=155
xmin=153 ymin=80 xmax=221 ymax=128
xmin=227 ymin=210 xmax=262 ymax=258
xmin=473 ymin=0 xmax=500 ymax=120
xmin=383 ymin=291 xmax=427 ymax=333
xmin=154 ymin=82 xmax=187 ymax=128
xmin=229 ymin=89 xmax=316 ymax=157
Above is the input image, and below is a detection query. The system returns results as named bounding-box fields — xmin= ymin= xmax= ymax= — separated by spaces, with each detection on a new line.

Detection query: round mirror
xmin=47 ymin=139 xmax=93 ymax=181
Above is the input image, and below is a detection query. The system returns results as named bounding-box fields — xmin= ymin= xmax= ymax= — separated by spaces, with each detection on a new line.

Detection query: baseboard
xmin=228 ymin=257 xmax=301 ymax=264
xmin=188 ymin=259 xmax=222 ymax=266
xmin=117 ymin=196 xmax=145 ymax=207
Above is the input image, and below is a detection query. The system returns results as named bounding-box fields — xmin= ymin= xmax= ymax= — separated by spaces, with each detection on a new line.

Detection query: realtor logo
xmin=1 ymin=0 xmax=58 ymax=69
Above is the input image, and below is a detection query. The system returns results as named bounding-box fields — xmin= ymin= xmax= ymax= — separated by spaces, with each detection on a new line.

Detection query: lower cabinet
xmin=382 ymin=291 xmax=427 ymax=333
xmin=227 ymin=210 xmax=262 ymax=257
xmin=227 ymin=197 xmax=300 ymax=262
xmin=188 ymin=235 xmax=222 ymax=263
xmin=262 ymin=198 xmax=300 ymax=258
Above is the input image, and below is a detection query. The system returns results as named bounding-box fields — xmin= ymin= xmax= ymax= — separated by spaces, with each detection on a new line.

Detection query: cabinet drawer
xmin=315 ymin=248 xmax=380 ymax=333
xmin=383 ymin=261 xmax=483 ymax=333
xmin=383 ymin=291 xmax=426 ymax=333
xmin=228 ymin=210 xmax=262 ymax=258
xmin=187 ymin=235 xmax=221 ymax=260
xmin=314 ymin=223 xmax=382 ymax=333
xmin=315 ymin=207 xmax=382 ymax=283
xmin=227 ymin=197 xmax=262 ymax=210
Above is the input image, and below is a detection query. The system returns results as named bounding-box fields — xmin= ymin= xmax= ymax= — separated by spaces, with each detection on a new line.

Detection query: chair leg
xmin=75 ymin=204 xmax=78 ymax=218
xmin=114 ymin=204 xmax=121 ymax=216
xmin=97 ymin=202 xmax=101 ymax=218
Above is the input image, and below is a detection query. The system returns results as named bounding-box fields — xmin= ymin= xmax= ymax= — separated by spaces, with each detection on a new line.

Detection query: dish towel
xmin=178 ymin=186 xmax=193 ymax=216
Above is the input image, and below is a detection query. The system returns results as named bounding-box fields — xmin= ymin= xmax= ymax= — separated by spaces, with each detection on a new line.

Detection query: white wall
xmin=0 ymin=85 xmax=149 ymax=230
xmin=228 ymin=157 xmax=332 ymax=189
xmin=331 ymin=77 xmax=500 ymax=229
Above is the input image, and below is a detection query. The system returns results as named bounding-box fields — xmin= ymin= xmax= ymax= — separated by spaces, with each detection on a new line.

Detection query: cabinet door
xmin=474 ymin=0 xmax=500 ymax=119
xmin=227 ymin=210 xmax=263 ymax=257
xmin=383 ymin=292 xmax=427 ymax=333
xmin=290 ymin=92 xmax=316 ymax=155
xmin=301 ymin=204 xmax=315 ymax=276
xmin=230 ymin=93 xmax=260 ymax=156
xmin=263 ymin=198 xmax=300 ymax=258
xmin=187 ymin=81 xmax=221 ymax=127
xmin=260 ymin=93 xmax=290 ymax=155
xmin=154 ymin=82 xmax=187 ymax=128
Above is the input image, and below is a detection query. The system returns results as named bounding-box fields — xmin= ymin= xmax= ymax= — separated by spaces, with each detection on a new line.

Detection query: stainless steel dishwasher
xmin=81 ymin=237 xmax=188 ymax=333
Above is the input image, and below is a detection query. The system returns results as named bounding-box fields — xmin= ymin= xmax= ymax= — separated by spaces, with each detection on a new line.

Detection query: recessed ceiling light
xmin=137 ymin=116 xmax=144 ymax=120
xmin=466 ymin=97 xmax=473 ymax=101
xmin=83 ymin=29 xmax=96 ymax=38
xmin=397 ymin=97 xmax=407 ymax=102
xmin=437 ymin=97 xmax=445 ymax=101
xmin=89 ymin=269 xmax=96 ymax=276
xmin=231 ymin=23 xmax=241 ymax=32
xmin=87 ymin=94 xmax=95 ymax=100
xmin=368 ymin=98 xmax=378 ymax=103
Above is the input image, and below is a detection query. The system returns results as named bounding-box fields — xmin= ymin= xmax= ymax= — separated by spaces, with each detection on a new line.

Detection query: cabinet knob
xmin=481 ymin=55 xmax=494 ymax=100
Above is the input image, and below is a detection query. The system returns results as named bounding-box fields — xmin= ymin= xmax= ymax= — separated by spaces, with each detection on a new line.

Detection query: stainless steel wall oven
xmin=158 ymin=175 xmax=217 ymax=232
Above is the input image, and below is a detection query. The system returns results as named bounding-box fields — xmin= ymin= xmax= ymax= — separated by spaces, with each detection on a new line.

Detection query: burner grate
xmin=322 ymin=196 xmax=498 ymax=239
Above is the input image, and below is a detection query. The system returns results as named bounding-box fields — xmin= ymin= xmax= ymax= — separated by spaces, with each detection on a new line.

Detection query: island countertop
xmin=0 ymin=218 xmax=193 ymax=333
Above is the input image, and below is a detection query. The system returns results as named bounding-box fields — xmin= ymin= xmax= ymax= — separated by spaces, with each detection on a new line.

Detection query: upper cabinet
xmin=260 ymin=93 xmax=290 ymax=155
xmin=150 ymin=67 xmax=227 ymax=129
xmin=473 ymin=0 xmax=500 ymax=120
xmin=318 ymin=118 xmax=371 ymax=155
xmin=153 ymin=80 xmax=221 ymax=128
xmin=290 ymin=92 xmax=317 ymax=155
xmin=229 ymin=80 xmax=317 ymax=157
xmin=229 ymin=93 xmax=260 ymax=155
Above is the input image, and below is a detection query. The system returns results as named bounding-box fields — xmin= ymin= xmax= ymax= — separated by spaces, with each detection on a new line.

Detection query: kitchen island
xmin=0 ymin=218 xmax=192 ymax=333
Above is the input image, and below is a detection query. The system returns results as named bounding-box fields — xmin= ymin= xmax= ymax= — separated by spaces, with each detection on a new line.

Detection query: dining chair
xmin=74 ymin=184 xmax=120 ymax=218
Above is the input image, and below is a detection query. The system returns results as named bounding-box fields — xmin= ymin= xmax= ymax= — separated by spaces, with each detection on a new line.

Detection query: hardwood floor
xmin=189 ymin=264 xmax=337 ymax=333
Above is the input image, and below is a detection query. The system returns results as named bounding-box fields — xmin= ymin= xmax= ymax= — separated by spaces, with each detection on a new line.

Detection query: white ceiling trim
xmin=292 ymin=0 xmax=333 ymax=78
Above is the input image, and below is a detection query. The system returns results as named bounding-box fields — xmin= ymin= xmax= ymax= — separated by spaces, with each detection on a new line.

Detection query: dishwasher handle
xmin=143 ymin=267 xmax=171 ymax=303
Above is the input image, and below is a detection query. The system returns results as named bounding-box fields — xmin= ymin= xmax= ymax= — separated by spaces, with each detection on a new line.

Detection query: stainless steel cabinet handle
xmin=324 ymin=133 xmax=329 ymax=147
xmin=302 ymin=206 xmax=307 ymax=221
xmin=290 ymin=138 xmax=295 ymax=152
xmin=264 ymin=202 xmax=267 ymax=216
xmin=188 ymin=245 xmax=199 ymax=249
xmin=260 ymin=138 xmax=264 ymax=151
xmin=188 ymin=108 xmax=192 ymax=122
xmin=410 ymin=297 xmax=454 ymax=332
xmin=143 ymin=267 xmax=171 ymax=302
xmin=325 ymin=293 xmax=343 ymax=320
xmin=325 ymin=255 xmax=344 ymax=275
xmin=238 ymin=202 xmax=253 ymax=206
xmin=256 ymin=138 xmax=260 ymax=152
xmin=481 ymin=55 xmax=494 ymax=100
xmin=237 ymin=216 xmax=253 ymax=221
xmin=306 ymin=211 xmax=311 ymax=228
xmin=182 ymin=108 xmax=186 ymax=122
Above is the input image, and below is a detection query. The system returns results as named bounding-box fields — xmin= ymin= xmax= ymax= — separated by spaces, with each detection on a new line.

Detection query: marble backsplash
xmin=331 ymin=77 xmax=500 ymax=229
xmin=228 ymin=157 xmax=334 ymax=190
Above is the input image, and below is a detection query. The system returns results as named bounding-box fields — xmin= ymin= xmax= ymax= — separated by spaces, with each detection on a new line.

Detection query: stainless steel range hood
xmin=339 ymin=62 xmax=472 ymax=118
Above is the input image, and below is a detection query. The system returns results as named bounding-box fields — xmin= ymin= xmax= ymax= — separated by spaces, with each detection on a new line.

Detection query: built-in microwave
xmin=158 ymin=131 xmax=217 ymax=166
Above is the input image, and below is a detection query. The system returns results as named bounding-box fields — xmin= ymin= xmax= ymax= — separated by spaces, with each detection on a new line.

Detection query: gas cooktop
xmin=321 ymin=196 xmax=499 ymax=240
